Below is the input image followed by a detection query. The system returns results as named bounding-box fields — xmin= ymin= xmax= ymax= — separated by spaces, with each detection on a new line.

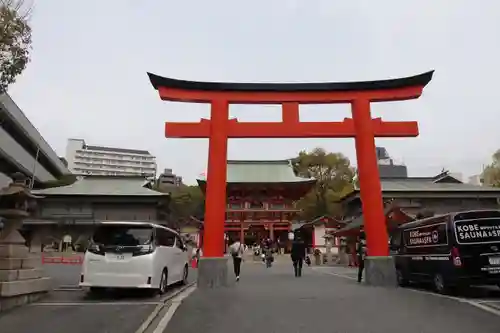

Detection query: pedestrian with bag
xmin=229 ymin=239 xmax=244 ymax=281
xmin=290 ymin=234 xmax=307 ymax=277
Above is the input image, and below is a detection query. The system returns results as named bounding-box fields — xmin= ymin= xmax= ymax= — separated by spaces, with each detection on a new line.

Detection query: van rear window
xmin=455 ymin=218 xmax=500 ymax=245
xmin=93 ymin=224 xmax=153 ymax=246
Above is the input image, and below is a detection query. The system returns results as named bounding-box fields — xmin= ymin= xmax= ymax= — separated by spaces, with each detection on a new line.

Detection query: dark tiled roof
xmin=33 ymin=176 xmax=167 ymax=197
xmin=378 ymin=178 xmax=500 ymax=192
xmin=336 ymin=206 xmax=413 ymax=234
xmin=345 ymin=178 xmax=500 ymax=201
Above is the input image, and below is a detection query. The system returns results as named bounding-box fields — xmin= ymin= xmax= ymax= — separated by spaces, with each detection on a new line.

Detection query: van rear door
xmin=89 ymin=223 xmax=154 ymax=274
xmin=453 ymin=211 xmax=500 ymax=277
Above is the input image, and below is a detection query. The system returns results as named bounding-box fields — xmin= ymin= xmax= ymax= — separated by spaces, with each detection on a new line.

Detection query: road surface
xmin=0 ymin=269 xmax=197 ymax=333
xmin=165 ymin=261 xmax=500 ymax=333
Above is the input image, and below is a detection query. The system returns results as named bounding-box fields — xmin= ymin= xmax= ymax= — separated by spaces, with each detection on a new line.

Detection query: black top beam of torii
xmin=147 ymin=71 xmax=434 ymax=93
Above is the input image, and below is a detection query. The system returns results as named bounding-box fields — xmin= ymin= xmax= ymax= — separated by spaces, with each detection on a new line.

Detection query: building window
xmin=270 ymin=203 xmax=285 ymax=209
xmin=249 ymin=201 xmax=263 ymax=209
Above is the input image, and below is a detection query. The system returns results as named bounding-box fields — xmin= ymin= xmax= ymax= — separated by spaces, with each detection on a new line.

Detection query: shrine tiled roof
xmin=198 ymin=160 xmax=315 ymax=184
xmin=342 ymin=176 xmax=500 ymax=202
xmin=33 ymin=176 xmax=168 ymax=197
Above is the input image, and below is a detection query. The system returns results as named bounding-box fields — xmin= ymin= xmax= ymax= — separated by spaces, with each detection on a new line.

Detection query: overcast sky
xmin=7 ymin=0 xmax=500 ymax=184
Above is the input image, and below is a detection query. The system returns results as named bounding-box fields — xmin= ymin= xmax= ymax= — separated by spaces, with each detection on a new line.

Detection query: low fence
xmin=41 ymin=253 xmax=83 ymax=265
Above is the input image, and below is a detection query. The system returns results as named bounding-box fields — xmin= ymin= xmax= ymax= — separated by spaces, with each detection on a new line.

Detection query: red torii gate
xmin=148 ymin=71 xmax=433 ymax=283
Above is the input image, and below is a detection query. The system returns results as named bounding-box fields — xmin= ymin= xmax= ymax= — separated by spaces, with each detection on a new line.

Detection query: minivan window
xmin=156 ymin=228 xmax=176 ymax=247
xmin=176 ymin=235 xmax=184 ymax=250
xmin=93 ymin=224 xmax=153 ymax=246
xmin=454 ymin=217 xmax=500 ymax=245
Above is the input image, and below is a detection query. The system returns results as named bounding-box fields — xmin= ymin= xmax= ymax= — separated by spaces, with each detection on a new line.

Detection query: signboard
xmin=455 ymin=218 xmax=500 ymax=245
xmin=403 ymin=223 xmax=448 ymax=248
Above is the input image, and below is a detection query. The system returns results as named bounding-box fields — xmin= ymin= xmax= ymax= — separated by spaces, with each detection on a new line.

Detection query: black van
xmin=391 ymin=210 xmax=500 ymax=294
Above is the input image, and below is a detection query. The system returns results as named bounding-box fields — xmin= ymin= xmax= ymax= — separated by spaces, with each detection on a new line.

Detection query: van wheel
xmin=158 ymin=269 xmax=168 ymax=295
xmin=396 ymin=269 xmax=409 ymax=287
xmin=433 ymin=273 xmax=448 ymax=294
xmin=181 ymin=265 xmax=189 ymax=285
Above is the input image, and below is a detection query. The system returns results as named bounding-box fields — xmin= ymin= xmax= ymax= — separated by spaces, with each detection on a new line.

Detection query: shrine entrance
xmin=245 ymin=225 xmax=267 ymax=246
xmin=148 ymin=70 xmax=434 ymax=287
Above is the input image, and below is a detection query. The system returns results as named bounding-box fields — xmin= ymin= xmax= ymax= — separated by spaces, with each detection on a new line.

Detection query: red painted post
xmin=202 ymin=99 xmax=229 ymax=257
xmin=352 ymin=99 xmax=389 ymax=257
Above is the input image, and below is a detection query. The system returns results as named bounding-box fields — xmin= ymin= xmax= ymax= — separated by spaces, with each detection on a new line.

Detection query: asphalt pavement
xmin=43 ymin=263 xmax=82 ymax=288
xmin=0 ymin=269 xmax=197 ymax=333
xmin=312 ymin=265 xmax=500 ymax=314
xmin=166 ymin=261 xmax=500 ymax=333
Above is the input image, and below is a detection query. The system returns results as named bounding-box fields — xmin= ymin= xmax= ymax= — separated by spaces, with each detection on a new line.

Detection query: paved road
xmin=0 ymin=269 xmax=197 ymax=333
xmin=43 ymin=263 xmax=81 ymax=288
xmin=166 ymin=262 xmax=500 ymax=333
xmin=312 ymin=265 xmax=500 ymax=313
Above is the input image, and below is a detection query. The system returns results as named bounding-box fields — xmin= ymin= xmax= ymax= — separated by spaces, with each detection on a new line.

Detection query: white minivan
xmin=80 ymin=222 xmax=189 ymax=294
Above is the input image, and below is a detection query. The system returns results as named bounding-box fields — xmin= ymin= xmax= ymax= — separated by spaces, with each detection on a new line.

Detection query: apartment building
xmin=65 ymin=138 xmax=157 ymax=177
xmin=468 ymin=174 xmax=483 ymax=186
xmin=156 ymin=168 xmax=182 ymax=191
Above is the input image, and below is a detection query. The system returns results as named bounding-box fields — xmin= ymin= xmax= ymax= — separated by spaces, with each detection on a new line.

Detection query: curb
xmin=135 ymin=282 xmax=196 ymax=333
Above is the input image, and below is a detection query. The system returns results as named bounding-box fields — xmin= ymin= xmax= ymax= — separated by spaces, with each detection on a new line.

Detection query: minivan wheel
xmin=158 ymin=269 xmax=168 ymax=295
xmin=433 ymin=273 xmax=448 ymax=294
xmin=396 ymin=269 xmax=409 ymax=287
xmin=181 ymin=265 xmax=188 ymax=285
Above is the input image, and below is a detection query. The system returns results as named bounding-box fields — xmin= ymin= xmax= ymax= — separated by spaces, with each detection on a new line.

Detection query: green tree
xmin=292 ymin=147 xmax=355 ymax=219
xmin=0 ymin=0 xmax=32 ymax=93
xmin=153 ymin=183 xmax=205 ymax=221
xmin=482 ymin=149 xmax=500 ymax=187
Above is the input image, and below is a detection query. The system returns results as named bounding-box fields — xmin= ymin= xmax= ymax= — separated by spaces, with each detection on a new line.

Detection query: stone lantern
xmin=0 ymin=173 xmax=51 ymax=312
xmin=323 ymin=233 xmax=334 ymax=265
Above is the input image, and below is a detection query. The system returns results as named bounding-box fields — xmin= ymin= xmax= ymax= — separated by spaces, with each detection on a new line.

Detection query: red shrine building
xmin=197 ymin=160 xmax=316 ymax=246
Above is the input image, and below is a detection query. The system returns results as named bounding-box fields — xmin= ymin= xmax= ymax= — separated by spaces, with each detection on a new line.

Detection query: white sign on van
xmin=455 ymin=218 xmax=500 ymax=244
xmin=404 ymin=223 xmax=448 ymax=248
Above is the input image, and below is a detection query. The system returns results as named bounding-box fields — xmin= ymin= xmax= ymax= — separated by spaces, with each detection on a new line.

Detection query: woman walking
xmin=229 ymin=240 xmax=244 ymax=281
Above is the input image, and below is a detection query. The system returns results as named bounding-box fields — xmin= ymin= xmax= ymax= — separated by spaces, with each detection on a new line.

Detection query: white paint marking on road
xmin=405 ymin=288 xmax=500 ymax=317
xmin=152 ymin=285 xmax=197 ymax=333
xmin=31 ymin=301 xmax=162 ymax=306
xmin=474 ymin=300 xmax=500 ymax=304
xmin=312 ymin=266 xmax=500 ymax=317
xmin=135 ymin=282 xmax=197 ymax=333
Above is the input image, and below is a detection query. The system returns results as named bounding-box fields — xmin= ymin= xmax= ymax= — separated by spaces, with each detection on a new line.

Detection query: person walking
xmin=290 ymin=234 xmax=306 ymax=277
xmin=357 ymin=238 xmax=367 ymax=283
xmin=264 ymin=245 xmax=274 ymax=268
xmin=229 ymin=240 xmax=244 ymax=281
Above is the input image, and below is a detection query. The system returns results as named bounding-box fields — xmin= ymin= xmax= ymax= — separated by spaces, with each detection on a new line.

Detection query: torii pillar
xmin=148 ymin=70 xmax=434 ymax=288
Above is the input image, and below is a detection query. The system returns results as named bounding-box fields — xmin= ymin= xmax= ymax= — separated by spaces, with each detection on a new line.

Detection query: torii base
xmin=197 ymin=257 xmax=229 ymax=289
xmin=364 ymin=256 xmax=398 ymax=287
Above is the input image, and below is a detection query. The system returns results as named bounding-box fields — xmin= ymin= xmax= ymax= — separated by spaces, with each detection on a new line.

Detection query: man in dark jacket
xmin=357 ymin=238 xmax=367 ymax=283
xmin=291 ymin=235 xmax=307 ymax=277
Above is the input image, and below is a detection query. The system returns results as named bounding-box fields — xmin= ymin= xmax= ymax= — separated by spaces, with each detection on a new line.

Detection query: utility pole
xmin=29 ymin=147 xmax=40 ymax=189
